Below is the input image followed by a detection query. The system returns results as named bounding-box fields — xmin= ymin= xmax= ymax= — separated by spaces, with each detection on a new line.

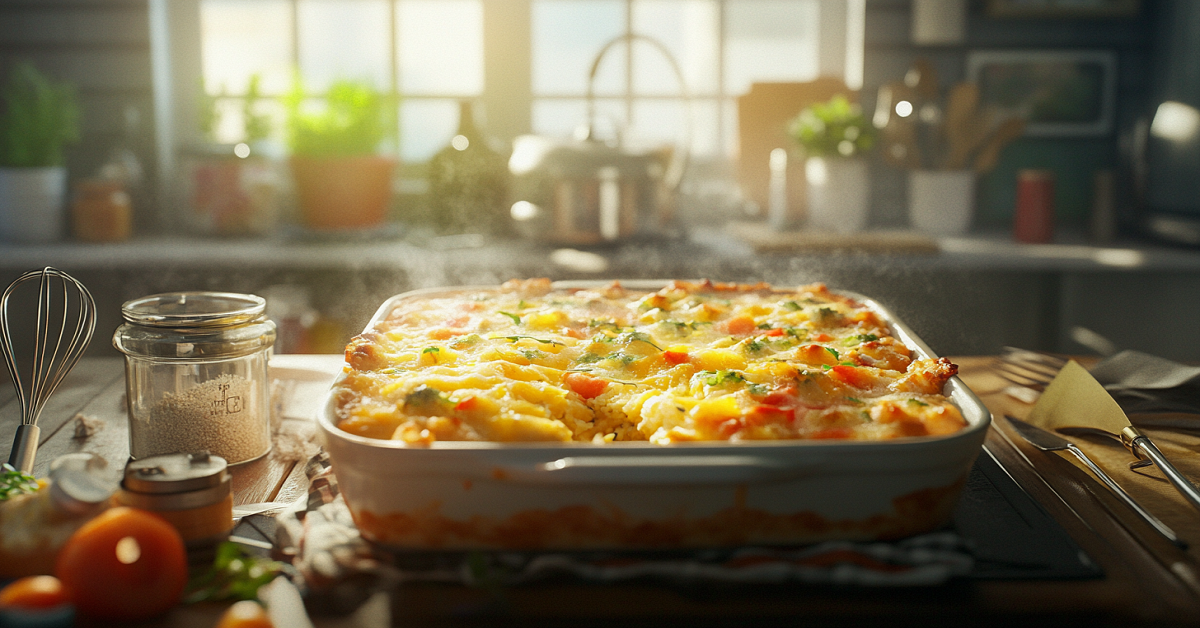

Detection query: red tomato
xmin=563 ymin=372 xmax=608 ymax=399
xmin=0 ymin=575 xmax=70 ymax=610
xmin=216 ymin=600 xmax=275 ymax=628
xmin=662 ymin=350 xmax=689 ymax=365
xmin=812 ymin=333 xmax=833 ymax=342
xmin=717 ymin=315 xmax=757 ymax=336
xmin=54 ymin=507 xmax=188 ymax=621
xmin=764 ymin=328 xmax=785 ymax=337
xmin=829 ymin=365 xmax=871 ymax=388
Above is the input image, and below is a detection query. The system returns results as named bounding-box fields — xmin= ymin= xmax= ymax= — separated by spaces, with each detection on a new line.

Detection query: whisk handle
xmin=7 ymin=424 xmax=40 ymax=474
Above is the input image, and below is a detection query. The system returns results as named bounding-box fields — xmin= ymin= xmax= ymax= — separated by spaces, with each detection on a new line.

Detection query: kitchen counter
xmin=4 ymin=354 xmax=1200 ymax=626
xmin=1 ymin=226 xmax=1199 ymax=359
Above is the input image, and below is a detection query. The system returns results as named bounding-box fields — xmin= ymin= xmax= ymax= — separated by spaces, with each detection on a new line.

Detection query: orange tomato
xmin=563 ymin=372 xmax=608 ymax=399
xmin=716 ymin=315 xmax=757 ymax=336
xmin=54 ymin=506 xmax=188 ymax=621
xmin=0 ymin=575 xmax=70 ymax=610
xmin=662 ymin=350 xmax=689 ymax=365
xmin=215 ymin=600 xmax=275 ymax=628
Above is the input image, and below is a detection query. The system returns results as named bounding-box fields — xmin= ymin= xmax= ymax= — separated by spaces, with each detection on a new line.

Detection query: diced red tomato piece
xmin=813 ymin=333 xmax=832 ymax=342
xmin=811 ymin=427 xmax=853 ymax=440
xmin=662 ymin=350 xmax=689 ymax=365
xmin=455 ymin=396 xmax=479 ymax=411
xmin=828 ymin=365 xmax=872 ymax=388
xmin=765 ymin=328 xmax=785 ymax=337
xmin=745 ymin=405 xmax=792 ymax=426
xmin=564 ymin=372 xmax=608 ymax=399
xmin=717 ymin=315 xmax=757 ymax=336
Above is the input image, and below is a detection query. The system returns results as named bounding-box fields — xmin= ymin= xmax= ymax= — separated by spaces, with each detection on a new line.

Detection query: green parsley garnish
xmin=184 ymin=541 xmax=288 ymax=604
xmin=825 ymin=347 xmax=840 ymax=360
xmin=843 ymin=334 xmax=879 ymax=347
xmin=1 ymin=463 xmax=38 ymax=501
xmin=907 ymin=399 xmax=929 ymax=407
xmin=697 ymin=369 xmax=746 ymax=387
xmin=422 ymin=346 xmax=441 ymax=355
xmin=617 ymin=331 xmax=662 ymax=351
xmin=576 ymin=353 xmax=604 ymax=364
xmin=783 ymin=300 xmax=802 ymax=311
xmin=504 ymin=335 xmax=564 ymax=346
xmin=499 ymin=311 xmax=521 ymax=324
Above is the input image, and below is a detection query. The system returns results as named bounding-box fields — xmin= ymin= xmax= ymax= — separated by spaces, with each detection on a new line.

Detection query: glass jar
xmin=113 ymin=292 xmax=276 ymax=464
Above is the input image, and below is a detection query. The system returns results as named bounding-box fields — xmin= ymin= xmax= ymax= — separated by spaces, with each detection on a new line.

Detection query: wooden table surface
xmin=4 ymin=354 xmax=1200 ymax=627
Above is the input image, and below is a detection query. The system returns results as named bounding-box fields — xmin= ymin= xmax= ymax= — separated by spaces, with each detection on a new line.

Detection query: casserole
xmin=317 ymin=281 xmax=990 ymax=550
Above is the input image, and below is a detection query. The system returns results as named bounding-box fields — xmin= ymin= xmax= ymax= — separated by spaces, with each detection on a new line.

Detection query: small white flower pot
xmin=805 ymin=157 xmax=869 ymax=234
xmin=909 ymin=169 xmax=976 ymax=236
xmin=0 ymin=166 xmax=67 ymax=243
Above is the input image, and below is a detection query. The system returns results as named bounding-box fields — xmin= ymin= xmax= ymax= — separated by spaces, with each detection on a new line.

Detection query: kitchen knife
xmin=1007 ymin=415 xmax=1186 ymax=549
xmin=1031 ymin=360 xmax=1200 ymax=514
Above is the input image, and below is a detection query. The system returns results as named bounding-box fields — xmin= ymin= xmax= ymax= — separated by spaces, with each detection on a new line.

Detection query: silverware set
xmin=998 ymin=347 xmax=1200 ymax=548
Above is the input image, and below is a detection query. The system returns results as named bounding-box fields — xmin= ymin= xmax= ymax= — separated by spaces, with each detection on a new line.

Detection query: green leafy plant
xmin=285 ymin=77 xmax=393 ymax=158
xmin=243 ymin=73 xmax=271 ymax=144
xmin=788 ymin=94 xmax=875 ymax=159
xmin=0 ymin=62 xmax=81 ymax=167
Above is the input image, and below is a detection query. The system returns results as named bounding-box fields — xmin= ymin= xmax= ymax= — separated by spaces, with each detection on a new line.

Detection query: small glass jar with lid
xmin=113 ymin=292 xmax=276 ymax=464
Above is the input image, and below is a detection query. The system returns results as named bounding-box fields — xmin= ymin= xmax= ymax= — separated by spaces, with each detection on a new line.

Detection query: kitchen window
xmin=155 ymin=0 xmax=860 ymax=177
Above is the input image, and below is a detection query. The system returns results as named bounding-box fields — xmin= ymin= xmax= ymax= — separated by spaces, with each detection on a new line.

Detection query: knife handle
xmin=1066 ymin=443 xmax=1187 ymax=549
xmin=1129 ymin=434 xmax=1200 ymax=514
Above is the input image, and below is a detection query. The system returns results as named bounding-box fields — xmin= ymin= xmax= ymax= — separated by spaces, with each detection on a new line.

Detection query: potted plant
xmin=0 ymin=63 xmax=80 ymax=243
xmin=285 ymin=78 xmax=395 ymax=231
xmin=788 ymin=94 xmax=875 ymax=233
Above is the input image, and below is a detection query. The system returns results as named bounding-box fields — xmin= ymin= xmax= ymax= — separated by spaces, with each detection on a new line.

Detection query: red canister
xmin=1014 ymin=169 xmax=1055 ymax=243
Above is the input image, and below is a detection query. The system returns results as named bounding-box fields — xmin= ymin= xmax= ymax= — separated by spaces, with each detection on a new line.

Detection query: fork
xmin=996 ymin=347 xmax=1067 ymax=403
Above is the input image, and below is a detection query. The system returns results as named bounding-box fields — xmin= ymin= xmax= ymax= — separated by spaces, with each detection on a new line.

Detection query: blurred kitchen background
xmin=1 ymin=0 xmax=1198 ymax=361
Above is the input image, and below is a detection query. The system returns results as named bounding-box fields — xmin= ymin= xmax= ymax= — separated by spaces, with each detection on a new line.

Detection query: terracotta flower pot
xmin=290 ymin=155 xmax=395 ymax=230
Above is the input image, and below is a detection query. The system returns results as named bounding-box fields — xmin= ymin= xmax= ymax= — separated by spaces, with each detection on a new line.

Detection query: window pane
xmin=724 ymin=0 xmax=818 ymax=96
xmin=297 ymin=0 xmax=391 ymax=92
xmin=398 ymin=0 xmax=483 ymax=95
xmin=632 ymin=0 xmax=718 ymax=96
xmin=630 ymin=98 xmax=718 ymax=157
xmin=532 ymin=0 xmax=625 ymax=96
xmin=201 ymin=0 xmax=292 ymax=96
xmin=532 ymin=98 xmax=628 ymax=140
xmin=401 ymin=99 xmax=460 ymax=162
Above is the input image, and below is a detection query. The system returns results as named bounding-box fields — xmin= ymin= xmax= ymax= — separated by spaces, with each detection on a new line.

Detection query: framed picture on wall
xmin=967 ymin=50 xmax=1117 ymax=137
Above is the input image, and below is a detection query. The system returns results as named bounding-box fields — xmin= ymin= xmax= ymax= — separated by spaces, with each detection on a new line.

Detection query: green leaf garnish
xmin=0 ymin=463 xmax=38 ymax=501
xmin=499 ymin=311 xmax=521 ymax=324
xmin=504 ymin=335 xmax=564 ymax=346
xmin=184 ymin=541 xmax=287 ymax=604
xmin=825 ymin=347 xmax=840 ymax=360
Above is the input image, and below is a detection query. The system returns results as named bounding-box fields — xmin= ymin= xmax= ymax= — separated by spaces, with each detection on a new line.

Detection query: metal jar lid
xmin=120 ymin=291 xmax=266 ymax=328
xmin=121 ymin=452 xmax=230 ymax=511
xmin=113 ymin=292 xmax=276 ymax=360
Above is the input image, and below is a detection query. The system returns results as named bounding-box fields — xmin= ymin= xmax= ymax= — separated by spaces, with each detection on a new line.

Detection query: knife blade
xmin=1007 ymin=415 xmax=1186 ymax=549
xmin=1031 ymin=360 xmax=1200 ymax=514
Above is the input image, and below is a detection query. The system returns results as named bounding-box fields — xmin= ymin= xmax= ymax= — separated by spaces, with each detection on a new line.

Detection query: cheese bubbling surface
xmin=332 ymin=279 xmax=967 ymax=445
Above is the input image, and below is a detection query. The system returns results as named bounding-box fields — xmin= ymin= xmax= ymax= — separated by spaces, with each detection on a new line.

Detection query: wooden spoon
xmin=943 ymin=82 xmax=979 ymax=170
xmin=973 ymin=117 xmax=1026 ymax=174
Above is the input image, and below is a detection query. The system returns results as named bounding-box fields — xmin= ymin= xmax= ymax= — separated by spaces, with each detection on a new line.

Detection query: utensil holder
xmin=909 ymin=169 xmax=975 ymax=236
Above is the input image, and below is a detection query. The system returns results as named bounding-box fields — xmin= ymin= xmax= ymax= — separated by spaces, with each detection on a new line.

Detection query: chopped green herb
xmin=783 ymin=300 xmax=802 ymax=311
xmin=617 ymin=331 xmax=662 ymax=351
xmin=1 ymin=463 xmax=38 ymax=502
xmin=697 ymin=369 xmax=746 ymax=387
xmin=520 ymin=349 xmax=545 ymax=361
xmin=842 ymin=334 xmax=879 ymax=347
xmin=846 ymin=397 xmax=863 ymax=404
xmin=743 ymin=339 xmax=765 ymax=353
xmin=748 ymin=383 xmax=770 ymax=396
xmin=379 ymin=367 xmax=400 ymax=374
xmin=451 ymin=334 xmax=482 ymax=349
xmin=825 ymin=347 xmax=840 ymax=360
xmin=504 ymin=335 xmax=564 ymax=346
xmin=517 ymin=299 xmax=530 ymax=309
xmin=184 ymin=541 xmax=287 ymax=604
xmin=757 ymin=323 xmax=773 ymax=329
xmin=907 ymin=399 xmax=929 ymax=407
xmin=576 ymin=353 xmax=604 ymax=364
xmin=815 ymin=307 xmax=838 ymax=321
xmin=405 ymin=385 xmax=451 ymax=414
xmin=822 ymin=364 xmax=832 ymax=371
xmin=839 ymin=361 xmax=857 ymax=367
xmin=422 ymin=346 xmax=441 ymax=355
xmin=499 ymin=311 xmax=521 ymax=324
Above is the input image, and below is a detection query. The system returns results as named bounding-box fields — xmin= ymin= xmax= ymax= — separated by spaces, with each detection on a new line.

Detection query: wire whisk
xmin=2 ymin=267 xmax=96 ymax=473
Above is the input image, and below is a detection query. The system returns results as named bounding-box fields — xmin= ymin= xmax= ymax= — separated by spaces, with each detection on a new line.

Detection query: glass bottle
xmin=426 ymin=100 xmax=511 ymax=235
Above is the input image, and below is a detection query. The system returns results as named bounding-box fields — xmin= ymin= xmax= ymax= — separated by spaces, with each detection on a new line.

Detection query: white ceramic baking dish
xmin=317 ymin=281 xmax=991 ymax=550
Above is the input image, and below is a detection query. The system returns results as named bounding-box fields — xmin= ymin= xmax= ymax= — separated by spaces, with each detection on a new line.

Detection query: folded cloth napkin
xmin=274 ymin=452 xmax=974 ymax=595
xmin=1090 ymin=350 xmax=1200 ymax=416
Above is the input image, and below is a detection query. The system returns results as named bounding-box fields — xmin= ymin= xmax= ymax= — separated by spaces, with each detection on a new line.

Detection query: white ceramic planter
xmin=909 ymin=169 xmax=976 ymax=236
xmin=805 ymin=157 xmax=869 ymax=233
xmin=0 ymin=167 xmax=67 ymax=243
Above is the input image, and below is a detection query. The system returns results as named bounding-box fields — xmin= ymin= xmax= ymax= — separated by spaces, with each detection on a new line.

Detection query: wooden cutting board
xmin=727 ymin=220 xmax=940 ymax=254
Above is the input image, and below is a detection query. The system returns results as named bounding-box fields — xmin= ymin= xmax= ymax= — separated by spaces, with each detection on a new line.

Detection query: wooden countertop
xmin=4 ymin=355 xmax=1200 ymax=626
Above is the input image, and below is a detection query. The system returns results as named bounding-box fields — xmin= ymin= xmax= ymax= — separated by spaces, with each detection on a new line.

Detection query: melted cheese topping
xmin=333 ymin=279 xmax=966 ymax=445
